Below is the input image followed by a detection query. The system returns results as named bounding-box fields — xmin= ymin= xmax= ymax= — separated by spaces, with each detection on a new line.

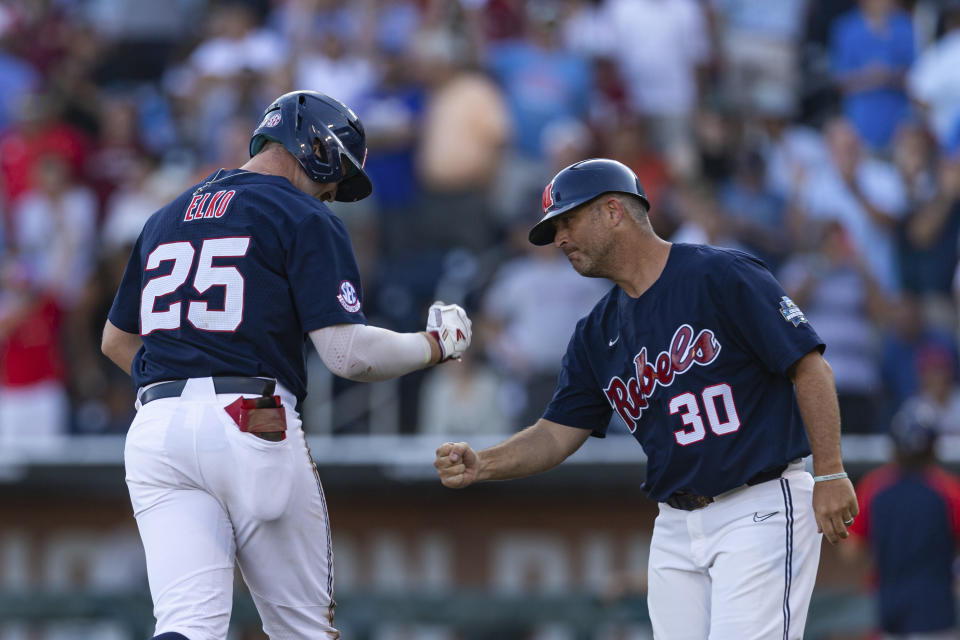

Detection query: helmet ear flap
xmin=312 ymin=137 xmax=328 ymax=164
xmin=301 ymin=130 xmax=344 ymax=183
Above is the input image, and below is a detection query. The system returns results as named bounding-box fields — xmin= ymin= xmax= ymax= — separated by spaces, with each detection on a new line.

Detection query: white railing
xmin=1 ymin=433 xmax=957 ymax=476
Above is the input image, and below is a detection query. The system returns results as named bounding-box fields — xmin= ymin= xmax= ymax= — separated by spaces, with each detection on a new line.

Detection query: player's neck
xmin=615 ymin=235 xmax=672 ymax=298
xmin=241 ymin=148 xmax=299 ymax=184
xmin=241 ymin=150 xmax=333 ymax=200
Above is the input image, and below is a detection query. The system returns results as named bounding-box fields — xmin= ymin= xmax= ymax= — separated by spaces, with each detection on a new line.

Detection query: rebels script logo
xmin=604 ymin=324 xmax=721 ymax=432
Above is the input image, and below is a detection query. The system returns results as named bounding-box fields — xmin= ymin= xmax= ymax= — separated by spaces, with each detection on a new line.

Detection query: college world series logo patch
xmin=779 ymin=296 xmax=807 ymax=326
xmin=337 ymin=280 xmax=361 ymax=313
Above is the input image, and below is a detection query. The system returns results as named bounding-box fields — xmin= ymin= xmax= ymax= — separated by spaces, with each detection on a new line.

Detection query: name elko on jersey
xmin=604 ymin=324 xmax=721 ymax=432
xmin=183 ymin=189 xmax=237 ymax=221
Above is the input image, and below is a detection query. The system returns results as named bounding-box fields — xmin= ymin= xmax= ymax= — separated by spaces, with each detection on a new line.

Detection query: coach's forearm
xmin=477 ymin=419 xmax=589 ymax=482
xmin=792 ymin=351 xmax=845 ymax=475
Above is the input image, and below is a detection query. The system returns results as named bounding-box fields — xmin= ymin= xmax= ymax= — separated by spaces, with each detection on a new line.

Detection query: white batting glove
xmin=426 ymin=301 xmax=472 ymax=361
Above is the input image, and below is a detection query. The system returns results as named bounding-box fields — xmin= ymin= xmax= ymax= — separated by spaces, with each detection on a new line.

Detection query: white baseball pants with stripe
xmin=648 ymin=462 xmax=822 ymax=639
xmin=124 ymin=377 xmax=338 ymax=640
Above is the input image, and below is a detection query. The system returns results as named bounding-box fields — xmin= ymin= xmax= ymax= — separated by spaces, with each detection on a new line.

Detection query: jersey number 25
xmin=140 ymin=237 xmax=250 ymax=335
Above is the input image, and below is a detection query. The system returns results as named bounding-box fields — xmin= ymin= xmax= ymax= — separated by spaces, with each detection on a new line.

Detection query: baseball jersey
xmin=850 ymin=464 xmax=960 ymax=633
xmin=543 ymin=243 xmax=824 ymax=501
xmin=108 ymin=169 xmax=366 ymax=402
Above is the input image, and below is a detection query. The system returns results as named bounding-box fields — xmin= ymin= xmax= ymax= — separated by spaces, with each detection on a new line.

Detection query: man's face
xmin=551 ymin=201 xmax=613 ymax=278
xmin=291 ymin=168 xmax=338 ymax=202
xmin=313 ymin=181 xmax=338 ymax=202
xmin=860 ymin=0 xmax=893 ymax=15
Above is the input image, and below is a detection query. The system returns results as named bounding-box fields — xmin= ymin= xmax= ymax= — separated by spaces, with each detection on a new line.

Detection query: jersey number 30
xmin=668 ymin=383 xmax=741 ymax=446
xmin=140 ymin=237 xmax=250 ymax=335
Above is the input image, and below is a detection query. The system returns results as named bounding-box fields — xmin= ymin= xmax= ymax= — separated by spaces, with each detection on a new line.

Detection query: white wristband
xmin=813 ymin=472 xmax=848 ymax=483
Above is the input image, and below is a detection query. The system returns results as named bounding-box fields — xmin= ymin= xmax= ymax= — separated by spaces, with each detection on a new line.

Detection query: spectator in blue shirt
xmin=485 ymin=5 xmax=591 ymax=159
xmin=830 ymin=0 xmax=915 ymax=150
xmin=880 ymin=294 xmax=958 ymax=416
xmin=0 ymin=47 xmax=38 ymax=130
xmin=718 ymin=147 xmax=789 ymax=269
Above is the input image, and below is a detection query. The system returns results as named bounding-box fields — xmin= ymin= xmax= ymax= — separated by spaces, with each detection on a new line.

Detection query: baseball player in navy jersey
xmin=101 ymin=90 xmax=472 ymax=640
xmin=435 ymin=158 xmax=858 ymax=639
xmin=846 ymin=403 xmax=960 ymax=638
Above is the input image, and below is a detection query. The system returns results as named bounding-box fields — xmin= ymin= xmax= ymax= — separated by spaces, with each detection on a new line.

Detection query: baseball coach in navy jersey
xmin=102 ymin=90 xmax=472 ymax=640
xmin=434 ymin=158 xmax=858 ymax=639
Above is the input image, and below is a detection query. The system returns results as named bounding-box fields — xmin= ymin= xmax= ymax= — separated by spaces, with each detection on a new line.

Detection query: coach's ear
xmin=603 ymin=196 xmax=625 ymax=224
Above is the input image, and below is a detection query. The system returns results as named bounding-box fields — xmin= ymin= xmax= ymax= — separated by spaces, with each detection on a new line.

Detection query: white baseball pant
xmin=124 ymin=377 xmax=338 ymax=640
xmin=647 ymin=462 xmax=821 ymax=639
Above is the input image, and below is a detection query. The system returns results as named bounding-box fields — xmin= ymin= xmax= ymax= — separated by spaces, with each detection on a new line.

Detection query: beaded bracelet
xmin=813 ymin=472 xmax=848 ymax=483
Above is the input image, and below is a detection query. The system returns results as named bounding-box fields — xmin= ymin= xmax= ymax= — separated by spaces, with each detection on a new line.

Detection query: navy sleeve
xmin=286 ymin=211 xmax=367 ymax=331
xmin=542 ymin=322 xmax=612 ymax=436
xmin=107 ymin=234 xmax=144 ymax=334
xmin=717 ymin=254 xmax=825 ymax=375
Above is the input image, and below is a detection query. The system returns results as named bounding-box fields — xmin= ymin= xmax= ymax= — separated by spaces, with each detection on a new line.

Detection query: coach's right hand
xmin=435 ymin=442 xmax=479 ymax=488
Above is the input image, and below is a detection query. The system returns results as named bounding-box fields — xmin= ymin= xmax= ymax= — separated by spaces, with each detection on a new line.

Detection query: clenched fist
xmin=434 ymin=441 xmax=479 ymax=488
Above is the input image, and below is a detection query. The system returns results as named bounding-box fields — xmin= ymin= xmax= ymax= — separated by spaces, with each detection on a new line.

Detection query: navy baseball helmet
xmin=890 ymin=401 xmax=940 ymax=456
xmin=529 ymin=158 xmax=650 ymax=246
xmin=250 ymin=90 xmax=373 ymax=202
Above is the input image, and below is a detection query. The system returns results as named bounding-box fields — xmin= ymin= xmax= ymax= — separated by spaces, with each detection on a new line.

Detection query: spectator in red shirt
xmin=0 ymin=152 xmax=97 ymax=448
xmin=0 ymin=261 xmax=67 ymax=450
xmin=0 ymin=92 xmax=88 ymax=211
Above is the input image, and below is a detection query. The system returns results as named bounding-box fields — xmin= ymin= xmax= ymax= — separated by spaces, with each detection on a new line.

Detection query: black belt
xmin=665 ymin=462 xmax=790 ymax=511
xmin=138 ymin=377 xmax=276 ymax=406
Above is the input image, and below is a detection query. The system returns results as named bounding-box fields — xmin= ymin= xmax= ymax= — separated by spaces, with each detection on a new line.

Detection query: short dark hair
xmin=618 ymin=193 xmax=650 ymax=224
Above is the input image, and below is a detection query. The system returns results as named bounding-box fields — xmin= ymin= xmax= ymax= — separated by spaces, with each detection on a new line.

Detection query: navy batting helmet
xmin=529 ymin=158 xmax=650 ymax=246
xmin=250 ymin=90 xmax=373 ymax=202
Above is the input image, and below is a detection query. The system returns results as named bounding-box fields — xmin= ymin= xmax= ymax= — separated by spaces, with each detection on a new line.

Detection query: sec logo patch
xmin=337 ymin=280 xmax=361 ymax=312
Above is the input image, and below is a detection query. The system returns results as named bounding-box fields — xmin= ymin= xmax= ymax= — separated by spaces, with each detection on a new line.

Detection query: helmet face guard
xmin=250 ymin=91 xmax=372 ymax=202
xmin=529 ymin=158 xmax=650 ymax=246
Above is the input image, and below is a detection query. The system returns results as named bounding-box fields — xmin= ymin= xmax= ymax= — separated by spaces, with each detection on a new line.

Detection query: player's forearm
xmin=101 ymin=320 xmax=142 ymax=376
xmin=476 ymin=420 xmax=585 ymax=482
xmin=310 ymin=324 xmax=435 ymax=382
xmin=792 ymin=352 xmax=845 ymax=475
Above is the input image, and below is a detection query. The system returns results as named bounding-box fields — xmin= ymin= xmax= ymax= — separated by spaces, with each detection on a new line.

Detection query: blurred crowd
xmin=3 ymin=0 xmax=960 ymax=443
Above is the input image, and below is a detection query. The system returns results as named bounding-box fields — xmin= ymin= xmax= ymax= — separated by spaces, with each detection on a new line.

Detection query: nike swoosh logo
xmin=753 ymin=511 xmax=778 ymax=522
xmin=608 ymin=335 xmax=619 ymax=347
